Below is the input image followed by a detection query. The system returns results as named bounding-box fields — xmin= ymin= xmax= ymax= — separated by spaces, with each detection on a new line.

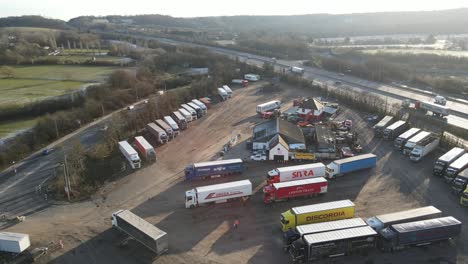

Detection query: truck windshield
xmin=410 ymin=153 xmax=420 ymax=158
xmin=280 ymin=215 xmax=289 ymax=225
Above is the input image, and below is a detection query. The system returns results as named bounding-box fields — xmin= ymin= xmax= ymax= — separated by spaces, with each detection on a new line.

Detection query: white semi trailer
xmin=185 ymin=180 xmax=252 ymax=208
xmin=119 ymin=141 xmax=141 ymax=169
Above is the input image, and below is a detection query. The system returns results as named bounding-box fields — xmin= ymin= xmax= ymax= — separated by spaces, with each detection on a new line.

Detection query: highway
xmin=146 ymin=35 xmax=468 ymax=130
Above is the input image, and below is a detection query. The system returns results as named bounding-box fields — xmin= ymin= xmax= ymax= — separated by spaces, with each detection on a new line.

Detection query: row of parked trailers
xmin=433 ymin=147 xmax=468 ymax=205
xmin=374 ymin=115 xmax=440 ymax=162
xmin=282 ymin=201 xmax=461 ymax=263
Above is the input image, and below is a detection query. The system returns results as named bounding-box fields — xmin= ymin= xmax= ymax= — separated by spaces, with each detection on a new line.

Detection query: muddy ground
xmin=6 ymin=81 xmax=467 ymax=264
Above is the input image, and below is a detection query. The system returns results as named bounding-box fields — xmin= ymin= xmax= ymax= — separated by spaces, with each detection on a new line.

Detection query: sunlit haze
xmin=1 ymin=0 xmax=468 ymax=19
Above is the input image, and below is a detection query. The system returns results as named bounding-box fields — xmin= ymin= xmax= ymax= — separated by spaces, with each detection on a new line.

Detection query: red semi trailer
xmin=263 ymin=177 xmax=328 ymax=204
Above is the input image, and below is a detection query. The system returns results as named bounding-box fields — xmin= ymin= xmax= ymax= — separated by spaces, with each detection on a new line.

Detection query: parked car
xmin=340 ymin=147 xmax=355 ymax=157
xmin=251 ymin=154 xmax=267 ymax=161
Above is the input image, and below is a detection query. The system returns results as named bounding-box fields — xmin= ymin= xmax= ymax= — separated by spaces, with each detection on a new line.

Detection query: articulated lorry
xmin=185 ymin=159 xmax=244 ymax=180
xmin=187 ymin=102 xmax=203 ymax=118
xmin=373 ymin=116 xmax=394 ymax=137
xmin=383 ymin=120 xmax=408 ymax=140
xmin=419 ymin=101 xmax=450 ymax=117
xmin=199 ymin=97 xmax=212 ymax=108
xmin=147 ymin=122 xmax=168 ymax=144
xmin=394 ymin=128 xmax=421 ymax=150
xmin=283 ymin=218 xmax=367 ymax=250
xmin=185 ymin=180 xmax=252 ymax=208
xmin=266 ymin=163 xmax=326 ymax=184
xmin=402 ymin=131 xmax=431 ymax=155
xmin=444 ymin=153 xmax=468 ymax=183
xmin=222 ymin=85 xmax=233 ymax=98
xmin=171 ymin=111 xmax=187 ymax=130
xmin=409 ymin=135 xmax=440 ymax=162
xmin=433 ymin=147 xmax=465 ymax=177
xmin=365 ymin=206 xmax=441 ymax=231
xmin=290 ymin=66 xmax=305 ymax=74
xmin=191 ymin=99 xmax=208 ymax=113
xmin=218 ymin=88 xmax=228 ymax=101
xmin=134 ymin=136 xmax=155 ymax=161
xmin=256 ymin=100 xmax=281 ymax=114
xmin=460 ymin=187 xmax=468 ymax=206
xmin=244 ymin=74 xmax=260 ymax=81
xmin=0 ymin=232 xmax=30 ymax=253
xmin=325 ymin=154 xmax=377 ymax=178
xmin=181 ymin=104 xmax=197 ymax=120
xmin=378 ymin=216 xmax=461 ymax=252
xmin=178 ymin=108 xmax=193 ymax=122
xmin=450 ymin=168 xmax=468 ymax=194
xmin=155 ymin=119 xmax=174 ymax=139
xmin=280 ymin=200 xmax=355 ymax=232
xmin=263 ymin=177 xmax=328 ymax=204
xmin=231 ymin=79 xmax=248 ymax=87
xmin=163 ymin=116 xmax=180 ymax=136
xmin=119 ymin=141 xmax=141 ymax=169
xmin=112 ymin=210 xmax=168 ymax=255
xmin=289 ymin=226 xmax=377 ymax=263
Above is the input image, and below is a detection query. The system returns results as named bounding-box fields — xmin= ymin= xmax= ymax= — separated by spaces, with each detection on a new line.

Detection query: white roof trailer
xmin=0 ymin=232 xmax=30 ymax=253
xmin=403 ymin=131 xmax=431 ymax=155
xmin=256 ymin=100 xmax=281 ymax=113
xmin=185 ymin=179 xmax=252 ymax=208
xmin=119 ymin=141 xmax=141 ymax=169
xmin=178 ymin=108 xmax=193 ymax=122
xmin=296 ymin=218 xmax=367 ymax=237
xmin=181 ymin=104 xmax=197 ymax=119
xmin=222 ymin=85 xmax=233 ymax=97
xmin=191 ymin=99 xmax=207 ymax=113
xmin=193 ymin=158 xmax=243 ymax=168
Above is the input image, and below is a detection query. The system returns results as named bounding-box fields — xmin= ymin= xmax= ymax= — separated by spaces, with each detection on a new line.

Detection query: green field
xmin=0 ymin=117 xmax=38 ymax=138
xmin=362 ymin=49 xmax=468 ymax=58
xmin=3 ymin=65 xmax=117 ymax=82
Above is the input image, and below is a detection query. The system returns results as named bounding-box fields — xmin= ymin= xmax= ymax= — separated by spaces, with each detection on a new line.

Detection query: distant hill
xmin=0 ymin=15 xmax=69 ymax=29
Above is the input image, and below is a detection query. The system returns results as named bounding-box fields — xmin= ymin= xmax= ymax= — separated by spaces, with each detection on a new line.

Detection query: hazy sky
xmin=1 ymin=0 xmax=468 ymax=20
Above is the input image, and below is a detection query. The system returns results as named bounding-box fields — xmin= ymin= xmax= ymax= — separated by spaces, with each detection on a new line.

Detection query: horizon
xmin=1 ymin=0 xmax=468 ymax=20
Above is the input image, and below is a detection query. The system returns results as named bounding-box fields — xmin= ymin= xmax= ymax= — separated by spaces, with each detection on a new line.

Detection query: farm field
xmin=0 ymin=117 xmax=38 ymax=138
xmin=2 ymin=65 xmax=117 ymax=81
xmin=362 ymin=48 xmax=468 ymax=58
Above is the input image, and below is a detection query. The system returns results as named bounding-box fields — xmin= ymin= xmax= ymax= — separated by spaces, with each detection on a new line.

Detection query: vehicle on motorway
xmin=340 ymin=146 xmax=354 ymax=157
xmin=434 ymin=95 xmax=447 ymax=106
xmin=250 ymin=153 xmax=267 ymax=161
xmin=263 ymin=177 xmax=327 ymax=204
xmin=433 ymin=147 xmax=465 ymax=177
xmin=325 ymin=154 xmax=377 ymax=178
xmin=334 ymin=81 xmax=342 ymax=85
xmin=267 ymin=163 xmax=326 ymax=185
xmin=0 ymin=232 xmax=30 ymax=253
xmin=134 ymin=136 xmax=155 ymax=161
xmin=155 ymin=119 xmax=174 ymax=139
xmin=147 ymin=122 xmax=168 ymax=144
xmin=417 ymin=101 xmax=450 ymax=117
xmin=283 ymin=218 xmax=367 ymax=251
xmin=217 ymin=87 xmax=228 ymax=101
xmin=289 ymin=226 xmax=377 ymax=263
xmin=163 ymin=116 xmax=180 ymax=136
xmin=409 ymin=135 xmax=440 ymax=162
xmin=373 ymin=115 xmax=394 ymax=138
xmin=127 ymin=105 xmax=135 ymax=110
xmin=187 ymin=102 xmax=203 ymax=118
xmin=222 ymin=85 xmax=233 ymax=98
xmin=402 ymin=131 xmax=431 ymax=155
xmin=184 ymin=158 xmax=244 ymax=180
xmin=378 ymin=216 xmax=461 ymax=252
xmin=244 ymin=73 xmax=260 ymax=81
xmin=394 ymin=128 xmax=421 ymax=150
xmin=444 ymin=153 xmax=468 ymax=183
xmin=185 ymin=180 xmax=252 ymax=208
xmin=199 ymin=97 xmax=212 ymax=108
xmin=383 ymin=120 xmax=409 ymax=140
xmin=181 ymin=104 xmax=197 ymax=120
xmin=171 ymin=111 xmax=188 ymax=130
xmin=450 ymin=168 xmax=468 ymax=194
xmin=112 ymin=210 xmax=168 ymax=255
xmin=231 ymin=79 xmax=248 ymax=87
xmin=365 ymin=206 xmax=441 ymax=231
xmin=119 ymin=141 xmax=141 ymax=169
xmin=191 ymin=99 xmax=208 ymax=114
xmin=41 ymin=148 xmax=51 ymax=156
xmin=460 ymin=187 xmax=468 ymax=206
xmin=290 ymin=66 xmax=305 ymax=74
xmin=280 ymin=199 xmax=355 ymax=232
xmin=256 ymin=100 xmax=281 ymax=114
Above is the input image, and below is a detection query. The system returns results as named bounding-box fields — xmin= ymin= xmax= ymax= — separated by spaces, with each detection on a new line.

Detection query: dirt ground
xmin=6 ymin=81 xmax=467 ymax=264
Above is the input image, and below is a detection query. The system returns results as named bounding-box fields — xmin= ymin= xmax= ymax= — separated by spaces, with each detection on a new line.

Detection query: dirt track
xmin=6 ymin=81 xmax=467 ymax=264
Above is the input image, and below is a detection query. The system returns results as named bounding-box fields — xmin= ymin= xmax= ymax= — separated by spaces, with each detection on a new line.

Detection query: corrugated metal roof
xmin=194 ymin=158 xmax=243 ymax=168
xmin=304 ymin=226 xmax=377 ymax=245
xmin=273 ymin=177 xmax=327 ymax=189
xmin=391 ymin=216 xmax=461 ymax=233
xmin=195 ymin=180 xmax=252 ymax=193
xmin=333 ymin=154 xmax=376 ymax=165
xmin=292 ymin=200 xmax=355 ymax=215
xmin=277 ymin=163 xmax=325 ymax=173
xmin=115 ymin=210 xmax=166 ymax=240
xmin=376 ymin=206 xmax=441 ymax=224
xmin=296 ymin=218 xmax=366 ymax=236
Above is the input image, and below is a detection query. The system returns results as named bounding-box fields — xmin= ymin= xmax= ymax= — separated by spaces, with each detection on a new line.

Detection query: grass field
xmin=362 ymin=49 xmax=468 ymax=58
xmin=3 ymin=65 xmax=117 ymax=82
xmin=0 ymin=117 xmax=38 ymax=138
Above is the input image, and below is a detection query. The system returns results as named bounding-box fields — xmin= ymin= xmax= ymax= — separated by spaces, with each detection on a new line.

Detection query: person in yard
xmin=233 ymin=219 xmax=239 ymax=229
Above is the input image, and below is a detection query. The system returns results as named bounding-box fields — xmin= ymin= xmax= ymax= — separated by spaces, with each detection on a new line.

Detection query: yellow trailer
xmin=280 ymin=200 xmax=355 ymax=232
xmin=460 ymin=187 xmax=468 ymax=206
